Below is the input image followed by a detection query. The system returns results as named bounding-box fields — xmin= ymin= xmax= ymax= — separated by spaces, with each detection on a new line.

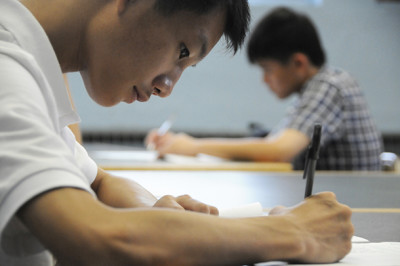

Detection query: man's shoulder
xmin=309 ymin=66 xmax=361 ymax=94
xmin=314 ymin=66 xmax=354 ymax=82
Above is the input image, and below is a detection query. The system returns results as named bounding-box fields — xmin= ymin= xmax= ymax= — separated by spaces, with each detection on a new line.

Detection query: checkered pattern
xmin=272 ymin=67 xmax=383 ymax=170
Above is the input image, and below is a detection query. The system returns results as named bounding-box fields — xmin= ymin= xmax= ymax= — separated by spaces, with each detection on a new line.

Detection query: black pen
xmin=303 ymin=124 xmax=322 ymax=198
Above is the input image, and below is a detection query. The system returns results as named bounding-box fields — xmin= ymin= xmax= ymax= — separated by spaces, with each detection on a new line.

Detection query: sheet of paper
xmin=90 ymin=150 xmax=227 ymax=164
xmin=337 ymin=242 xmax=400 ymax=265
xmin=219 ymin=202 xmax=263 ymax=218
xmin=164 ymin=153 xmax=228 ymax=164
xmin=258 ymin=242 xmax=400 ymax=266
xmin=90 ymin=150 xmax=158 ymax=162
xmin=351 ymin=236 xmax=369 ymax=243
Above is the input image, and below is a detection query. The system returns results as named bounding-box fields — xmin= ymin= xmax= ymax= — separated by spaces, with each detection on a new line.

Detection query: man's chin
xmin=79 ymin=72 xmax=119 ymax=107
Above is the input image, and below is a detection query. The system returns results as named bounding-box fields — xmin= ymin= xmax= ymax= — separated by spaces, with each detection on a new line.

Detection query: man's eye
xmin=179 ymin=43 xmax=190 ymax=59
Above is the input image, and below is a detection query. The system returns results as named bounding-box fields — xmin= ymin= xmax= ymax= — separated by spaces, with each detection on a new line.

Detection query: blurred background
xmin=67 ymin=0 xmax=400 ymax=154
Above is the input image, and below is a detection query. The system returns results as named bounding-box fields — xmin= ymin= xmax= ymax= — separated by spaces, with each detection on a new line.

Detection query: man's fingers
xmin=268 ymin=205 xmax=287 ymax=215
xmin=153 ymin=195 xmax=219 ymax=215
xmin=153 ymin=195 xmax=185 ymax=211
xmin=176 ymin=195 xmax=219 ymax=215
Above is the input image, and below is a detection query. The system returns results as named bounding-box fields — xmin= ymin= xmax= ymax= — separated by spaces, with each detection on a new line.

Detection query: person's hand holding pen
xmin=145 ymin=117 xmax=175 ymax=151
xmin=267 ymin=191 xmax=353 ymax=261
xmin=145 ymin=116 xmax=198 ymax=157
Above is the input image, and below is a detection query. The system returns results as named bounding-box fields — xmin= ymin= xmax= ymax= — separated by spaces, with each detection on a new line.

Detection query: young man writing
xmin=0 ymin=1 xmax=353 ymax=265
xmin=147 ymin=7 xmax=383 ymax=171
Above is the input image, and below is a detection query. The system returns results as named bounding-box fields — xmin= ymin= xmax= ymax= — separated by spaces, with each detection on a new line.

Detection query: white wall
xmin=68 ymin=0 xmax=400 ymax=136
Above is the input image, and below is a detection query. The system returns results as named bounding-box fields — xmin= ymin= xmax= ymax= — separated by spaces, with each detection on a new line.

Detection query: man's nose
xmin=152 ymin=68 xmax=183 ymax=98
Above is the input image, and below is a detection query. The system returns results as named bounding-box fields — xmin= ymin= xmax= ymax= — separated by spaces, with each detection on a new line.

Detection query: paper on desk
xmin=90 ymin=150 xmax=227 ymax=164
xmin=164 ymin=153 xmax=228 ymax=164
xmin=351 ymin=236 xmax=369 ymax=243
xmin=90 ymin=150 xmax=158 ymax=162
xmin=253 ymin=240 xmax=400 ymax=266
xmin=338 ymin=242 xmax=400 ymax=265
xmin=272 ymin=241 xmax=400 ymax=266
xmin=219 ymin=202 xmax=264 ymax=218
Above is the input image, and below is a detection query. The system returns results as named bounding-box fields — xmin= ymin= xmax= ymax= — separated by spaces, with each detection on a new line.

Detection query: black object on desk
xmin=303 ymin=124 xmax=322 ymax=198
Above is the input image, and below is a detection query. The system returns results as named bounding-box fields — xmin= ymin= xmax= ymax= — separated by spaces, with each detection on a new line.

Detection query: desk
xmin=88 ymin=147 xmax=292 ymax=171
xmin=110 ymin=170 xmax=400 ymax=242
xmin=100 ymin=161 xmax=292 ymax=171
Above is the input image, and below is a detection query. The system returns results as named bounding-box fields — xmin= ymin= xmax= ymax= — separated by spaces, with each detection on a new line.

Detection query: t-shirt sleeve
xmin=61 ymin=126 xmax=98 ymax=184
xmin=0 ymin=52 xmax=95 ymax=257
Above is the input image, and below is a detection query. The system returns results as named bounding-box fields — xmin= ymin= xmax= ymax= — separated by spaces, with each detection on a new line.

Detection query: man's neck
xmin=305 ymin=65 xmax=320 ymax=81
xmin=20 ymin=0 xmax=95 ymax=73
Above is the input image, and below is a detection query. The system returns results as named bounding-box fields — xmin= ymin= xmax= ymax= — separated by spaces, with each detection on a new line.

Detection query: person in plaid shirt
xmin=147 ymin=7 xmax=383 ymax=171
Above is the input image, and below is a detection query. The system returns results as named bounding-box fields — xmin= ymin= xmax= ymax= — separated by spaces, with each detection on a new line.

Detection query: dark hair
xmin=247 ymin=7 xmax=326 ymax=66
xmin=154 ymin=0 xmax=250 ymax=54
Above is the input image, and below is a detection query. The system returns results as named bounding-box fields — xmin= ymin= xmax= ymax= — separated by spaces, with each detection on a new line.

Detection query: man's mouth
xmin=134 ymin=86 xmax=150 ymax=102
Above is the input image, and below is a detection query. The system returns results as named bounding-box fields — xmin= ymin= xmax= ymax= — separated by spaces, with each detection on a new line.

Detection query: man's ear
xmin=291 ymin=53 xmax=309 ymax=69
xmin=116 ymin=0 xmax=136 ymax=16
xmin=291 ymin=53 xmax=316 ymax=81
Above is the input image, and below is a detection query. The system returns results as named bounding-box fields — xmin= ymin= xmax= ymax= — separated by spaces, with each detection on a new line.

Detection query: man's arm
xmin=146 ymin=128 xmax=309 ymax=162
xmin=91 ymin=167 xmax=157 ymax=207
xmin=18 ymin=189 xmax=353 ymax=265
xmin=92 ymin=167 xmax=218 ymax=214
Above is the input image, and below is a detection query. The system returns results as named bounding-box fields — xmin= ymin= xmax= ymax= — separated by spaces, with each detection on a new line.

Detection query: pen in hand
xmin=157 ymin=117 xmax=174 ymax=136
xmin=147 ymin=115 xmax=175 ymax=150
xmin=303 ymin=124 xmax=322 ymax=199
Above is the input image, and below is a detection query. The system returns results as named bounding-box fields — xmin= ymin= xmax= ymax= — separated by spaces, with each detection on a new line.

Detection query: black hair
xmin=247 ymin=7 xmax=326 ymax=67
xmin=154 ymin=0 xmax=250 ymax=54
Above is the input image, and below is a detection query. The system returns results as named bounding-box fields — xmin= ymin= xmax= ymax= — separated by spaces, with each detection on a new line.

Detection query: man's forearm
xmin=107 ymin=210 xmax=303 ymax=265
xmin=192 ymin=129 xmax=310 ymax=162
xmin=18 ymin=188 xmax=352 ymax=265
xmin=92 ymin=168 xmax=158 ymax=208
xmin=193 ymin=138 xmax=283 ymax=161
xmin=17 ymin=188 xmax=298 ymax=265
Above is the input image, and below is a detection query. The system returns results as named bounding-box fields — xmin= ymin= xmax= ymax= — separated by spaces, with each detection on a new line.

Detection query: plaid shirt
xmin=271 ymin=67 xmax=383 ymax=170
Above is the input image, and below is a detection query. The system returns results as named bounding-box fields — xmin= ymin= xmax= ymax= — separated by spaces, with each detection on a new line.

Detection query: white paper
xmin=91 ymin=150 xmax=227 ymax=164
xmin=90 ymin=150 xmax=158 ymax=162
xmin=219 ymin=202 xmax=263 ymax=218
xmin=254 ymin=262 xmax=288 ymax=266
xmin=351 ymin=236 xmax=369 ymax=243
xmin=252 ymin=237 xmax=400 ymax=265
xmin=164 ymin=153 xmax=228 ymax=164
xmin=286 ymin=242 xmax=400 ymax=265
xmin=338 ymin=242 xmax=400 ymax=265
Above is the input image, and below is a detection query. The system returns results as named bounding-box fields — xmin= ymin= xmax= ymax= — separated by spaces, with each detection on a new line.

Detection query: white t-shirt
xmin=0 ymin=0 xmax=98 ymax=264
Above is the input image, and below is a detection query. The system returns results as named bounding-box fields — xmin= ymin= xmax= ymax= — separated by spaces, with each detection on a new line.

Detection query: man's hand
xmin=145 ymin=130 xmax=197 ymax=157
xmin=154 ymin=194 xmax=219 ymax=215
xmin=268 ymin=191 xmax=354 ymax=263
